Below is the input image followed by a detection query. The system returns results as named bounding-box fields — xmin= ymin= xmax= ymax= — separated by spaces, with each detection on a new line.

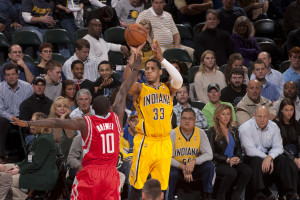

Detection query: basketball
xmin=124 ymin=24 xmax=148 ymax=47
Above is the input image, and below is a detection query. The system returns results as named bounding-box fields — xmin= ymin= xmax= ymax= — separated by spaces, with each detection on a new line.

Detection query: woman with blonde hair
xmin=194 ymin=50 xmax=227 ymax=103
xmin=49 ymin=96 xmax=75 ymax=143
xmin=0 ymin=112 xmax=58 ymax=199
xmin=231 ymin=16 xmax=261 ymax=66
xmin=207 ymin=104 xmax=252 ymax=200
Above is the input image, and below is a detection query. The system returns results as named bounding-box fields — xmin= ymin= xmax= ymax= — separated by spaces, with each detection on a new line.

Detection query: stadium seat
xmin=176 ymin=24 xmax=193 ymax=40
xmin=188 ymin=66 xmax=199 ymax=83
xmin=254 ymin=37 xmax=275 ymax=44
xmin=52 ymin=53 xmax=67 ymax=65
xmin=190 ymin=101 xmax=206 ymax=110
xmin=254 ymin=19 xmax=275 ymax=38
xmin=218 ymin=64 xmax=227 ymax=73
xmin=108 ymin=51 xmax=126 ymax=66
xmin=163 ymin=48 xmax=193 ymax=64
xmin=0 ymin=33 xmax=10 ymax=47
xmin=12 ymin=29 xmax=41 ymax=46
xmin=43 ymin=29 xmax=73 ymax=44
xmin=104 ymin=27 xmax=126 ymax=45
xmin=74 ymin=28 xmax=88 ymax=42
xmin=279 ymin=60 xmax=291 ymax=73
xmin=193 ymin=22 xmax=206 ymax=36
xmin=23 ymin=54 xmax=37 ymax=66
xmin=258 ymin=41 xmax=281 ymax=66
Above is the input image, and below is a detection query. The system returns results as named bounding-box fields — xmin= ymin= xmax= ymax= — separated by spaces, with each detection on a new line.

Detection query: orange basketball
xmin=124 ymin=24 xmax=148 ymax=47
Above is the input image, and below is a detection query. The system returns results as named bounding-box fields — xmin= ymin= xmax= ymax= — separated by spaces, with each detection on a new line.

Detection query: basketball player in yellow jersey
xmin=127 ymin=41 xmax=183 ymax=200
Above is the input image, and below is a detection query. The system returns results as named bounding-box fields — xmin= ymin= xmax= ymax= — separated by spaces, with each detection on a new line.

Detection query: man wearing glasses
xmin=0 ymin=44 xmax=38 ymax=83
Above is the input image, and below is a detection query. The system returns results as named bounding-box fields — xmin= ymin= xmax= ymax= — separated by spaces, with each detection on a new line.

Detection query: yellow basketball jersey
xmin=173 ymin=126 xmax=201 ymax=164
xmin=134 ymin=83 xmax=173 ymax=138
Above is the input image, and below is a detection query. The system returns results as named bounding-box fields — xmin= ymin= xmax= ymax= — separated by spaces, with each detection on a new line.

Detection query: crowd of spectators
xmin=0 ymin=0 xmax=300 ymax=199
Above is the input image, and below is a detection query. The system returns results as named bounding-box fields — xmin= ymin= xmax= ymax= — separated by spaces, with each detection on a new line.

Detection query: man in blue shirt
xmin=283 ymin=46 xmax=300 ymax=82
xmin=252 ymin=59 xmax=280 ymax=102
xmin=239 ymin=106 xmax=298 ymax=200
xmin=0 ymin=44 xmax=38 ymax=83
xmin=0 ymin=64 xmax=33 ymax=163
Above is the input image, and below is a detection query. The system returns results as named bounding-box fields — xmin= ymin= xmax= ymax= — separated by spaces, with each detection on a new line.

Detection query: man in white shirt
xmin=70 ymin=89 xmax=95 ymax=118
xmin=63 ymin=39 xmax=99 ymax=82
xmin=239 ymin=106 xmax=298 ymax=200
xmin=83 ymin=18 xmax=129 ymax=64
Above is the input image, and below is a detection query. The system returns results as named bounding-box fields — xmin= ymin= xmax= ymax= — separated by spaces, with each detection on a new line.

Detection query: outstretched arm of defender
xmin=152 ymin=40 xmax=183 ymax=92
xmin=11 ymin=116 xmax=88 ymax=138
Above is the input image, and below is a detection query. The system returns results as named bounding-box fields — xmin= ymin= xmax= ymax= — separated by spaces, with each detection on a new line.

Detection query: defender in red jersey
xmin=11 ymin=51 xmax=143 ymax=200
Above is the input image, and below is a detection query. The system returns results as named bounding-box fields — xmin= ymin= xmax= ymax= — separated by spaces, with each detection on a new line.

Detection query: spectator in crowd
xmin=61 ymin=80 xmax=77 ymax=111
xmin=273 ymin=99 xmax=300 ymax=199
xmin=283 ymin=47 xmax=300 ymax=82
xmin=136 ymin=0 xmax=194 ymax=60
xmin=231 ymin=16 xmax=261 ymax=66
xmin=217 ymin=0 xmax=247 ymax=34
xmin=251 ymin=52 xmax=284 ymax=94
xmin=161 ymin=59 xmax=188 ymax=85
xmin=20 ymin=0 xmax=71 ymax=58
xmin=84 ymin=18 xmax=129 ymax=64
xmin=142 ymin=179 xmax=164 ymax=200
xmin=44 ymin=60 xmax=63 ymax=101
xmin=48 ymin=96 xmax=75 ymax=144
xmin=194 ymin=9 xmax=235 ymax=66
xmin=119 ymin=111 xmax=138 ymax=189
xmin=237 ymin=0 xmax=268 ymax=21
xmin=295 ymin=79 xmax=300 ymax=99
xmin=115 ymin=0 xmax=145 ymax=27
xmin=138 ymin=19 xmax=155 ymax=69
xmin=0 ymin=64 xmax=33 ymax=164
xmin=70 ymin=89 xmax=95 ymax=118
xmin=173 ymin=85 xmax=208 ymax=129
xmin=0 ymin=0 xmax=22 ymax=41
xmin=223 ymin=53 xmax=249 ymax=85
xmin=55 ymin=0 xmax=84 ymax=41
xmin=207 ymin=104 xmax=252 ymax=200
xmin=173 ymin=0 xmax=213 ymax=28
xmin=221 ymin=68 xmax=247 ymax=107
xmin=239 ymin=106 xmax=298 ymax=200
xmin=1 ymin=44 xmax=38 ymax=83
xmin=283 ymin=0 xmax=300 ymax=36
xmin=168 ymin=108 xmax=214 ymax=200
xmin=194 ymin=50 xmax=227 ymax=104
xmin=36 ymin=43 xmax=53 ymax=77
xmin=202 ymin=83 xmax=236 ymax=128
xmin=268 ymin=0 xmax=294 ymax=20
xmin=274 ymin=81 xmax=300 ymax=121
xmin=0 ymin=112 xmax=58 ymax=199
xmin=0 ymin=170 xmax=12 ymax=200
xmin=63 ymin=39 xmax=99 ymax=82
xmin=19 ymin=76 xmax=53 ymax=121
xmin=252 ymin=59 xmax=280 ymax=102
xmin=71 ymin=60 xmax=95 ymax=97
xmin=236 ymin=79 xmax=276 ymax=126
xmin=94 ymin=61 xmax=121 ymax=98
xmin=87 ymin=6 xmax=120 ymax=33
xmin=287 ymin=28 xmax=300 ymax=52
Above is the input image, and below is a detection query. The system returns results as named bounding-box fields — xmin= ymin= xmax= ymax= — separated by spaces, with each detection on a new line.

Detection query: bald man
xmin=236 ymin=80 xmax=276 ymax=126
xmin=274 ymin=81 xmax=300 ymax=121
xmin=250 ymin=52 xmax=284 ymax=94
xmin=239 ymin=106 xmax=298 ymax=200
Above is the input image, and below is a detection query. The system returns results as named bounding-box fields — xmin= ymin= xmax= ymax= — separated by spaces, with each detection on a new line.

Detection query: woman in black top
xmin=273 ymin=98 xmax=300 ymax=198
xmin=207 ymin=104 xmax=252 ymax=200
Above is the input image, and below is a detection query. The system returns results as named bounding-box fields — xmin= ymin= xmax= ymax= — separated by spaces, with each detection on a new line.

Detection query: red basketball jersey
xmin=82 ymin=112 xmax=121 ymax=167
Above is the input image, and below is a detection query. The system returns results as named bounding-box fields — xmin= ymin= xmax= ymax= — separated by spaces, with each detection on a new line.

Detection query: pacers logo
xmin=130 ymin=170 xmax=134 ymax=177
xmin=128 ymin=10 xmax=139 ymax=19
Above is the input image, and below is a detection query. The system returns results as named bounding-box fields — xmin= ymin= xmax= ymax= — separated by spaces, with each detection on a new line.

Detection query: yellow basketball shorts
xmin=129 ymin=134 xmax=172 ymax=190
